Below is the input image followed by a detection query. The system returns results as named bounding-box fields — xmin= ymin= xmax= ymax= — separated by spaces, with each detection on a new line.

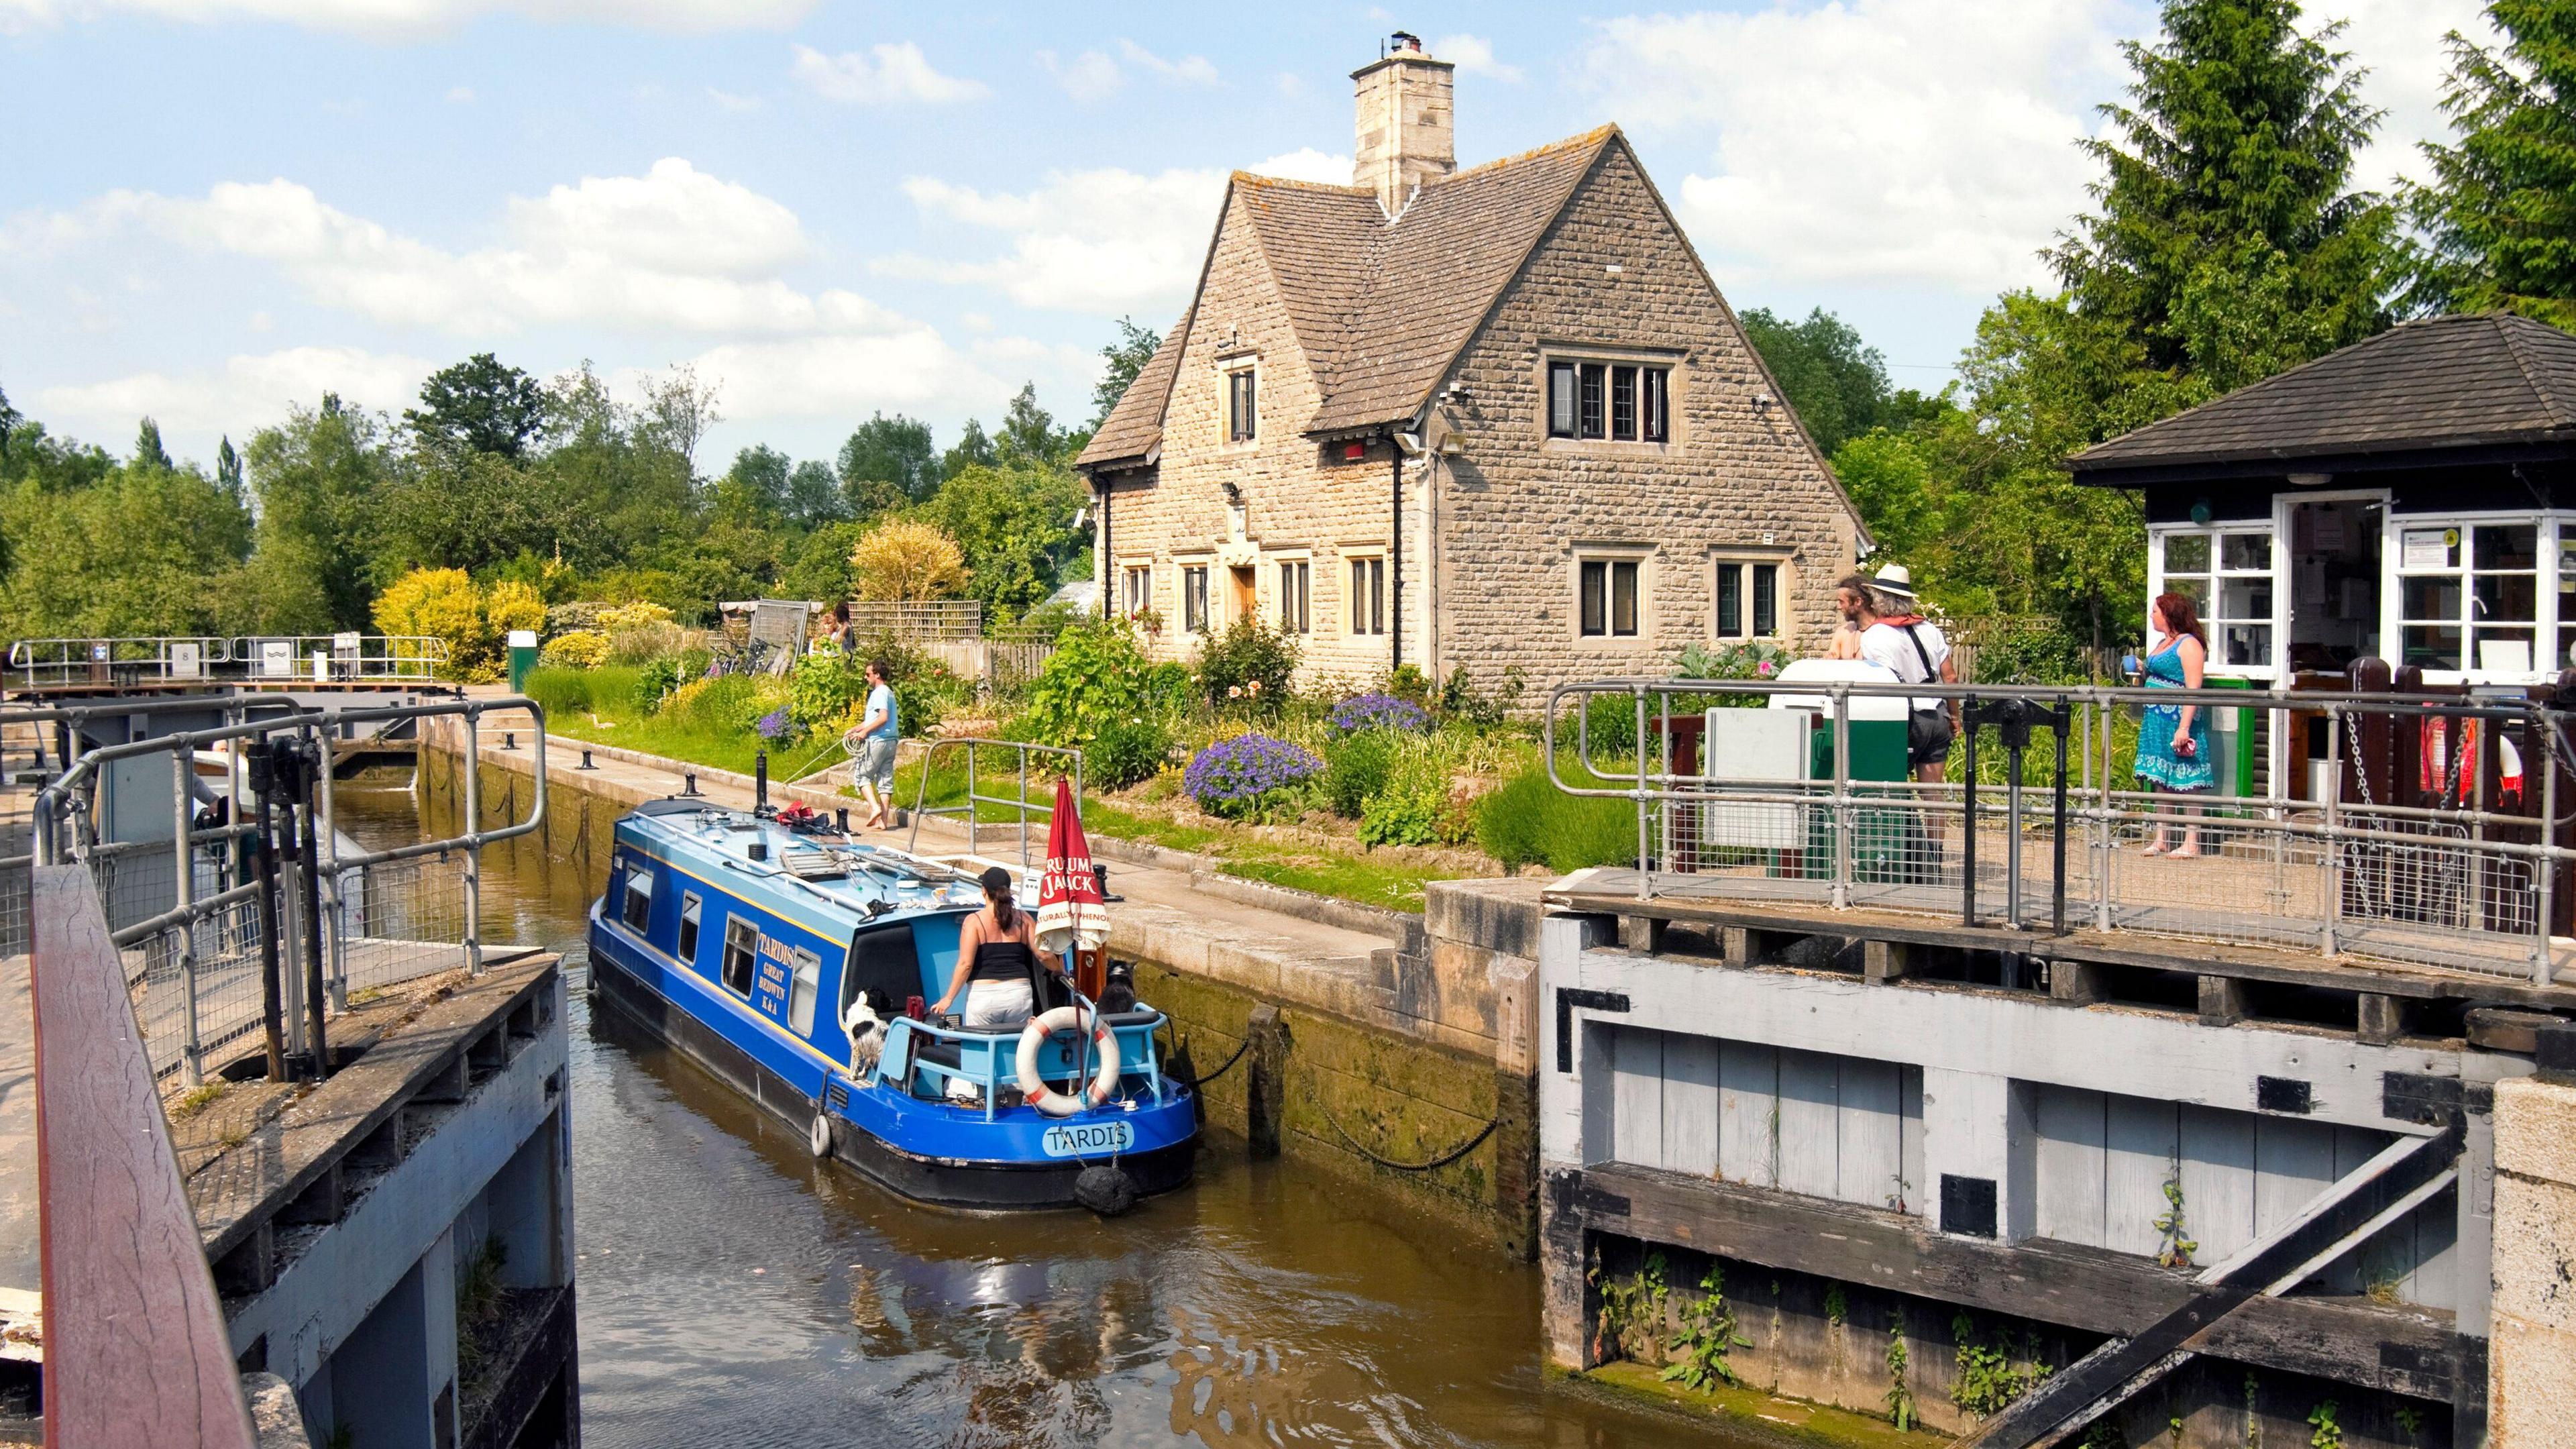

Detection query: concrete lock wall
xmin=1538 ymin=912 xmax=2507 ymax=1447
xmin=2490 ymin=1073 xmax=2576 ymax=1446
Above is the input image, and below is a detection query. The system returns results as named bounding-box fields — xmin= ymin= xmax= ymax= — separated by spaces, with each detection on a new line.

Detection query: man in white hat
xmin=1851 ymin=564 xmax=1960 ymax=788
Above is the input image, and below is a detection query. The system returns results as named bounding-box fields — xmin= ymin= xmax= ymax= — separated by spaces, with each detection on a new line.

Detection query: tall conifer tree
xmin=2051 ymin=0 xmax=2399 ymax=423
xmin=2406 ymin=1 xmax=2576 ymax=327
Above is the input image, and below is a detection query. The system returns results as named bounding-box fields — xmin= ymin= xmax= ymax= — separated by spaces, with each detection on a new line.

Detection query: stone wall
xmin=1434 ymin=142 xmax=1860 ymax=694
xmin=2491 ymin=1070 xmax=2576 ymax=1446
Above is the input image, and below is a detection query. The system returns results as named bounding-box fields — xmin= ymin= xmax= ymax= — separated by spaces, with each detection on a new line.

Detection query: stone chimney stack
xmin=1352 ymin=32 xmax=1455 ymax=213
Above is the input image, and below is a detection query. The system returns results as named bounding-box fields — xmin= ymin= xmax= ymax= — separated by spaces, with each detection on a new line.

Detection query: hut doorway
xmin=2286 ymin=494 xmax=2384 ymax=675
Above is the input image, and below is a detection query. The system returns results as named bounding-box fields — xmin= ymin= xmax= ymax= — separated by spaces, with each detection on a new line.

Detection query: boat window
xmin=840 ymin=922 xmax=922 ymax=1020
xmin=788 ymin=948 xmax=822 ymax=1035
xmin=721 ymin=917 xmax=757 ymax=998
xmin=621 ymin=863 xmax=653 ymax=935
xmin=677 ymin=892 xmax=702 ymax=961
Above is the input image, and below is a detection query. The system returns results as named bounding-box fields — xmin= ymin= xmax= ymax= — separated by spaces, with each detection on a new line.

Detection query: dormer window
xmin=1548 ymin=360 xmax=1671 ymax=443
xmin=1227 ymin=365 xmax=1257 ymax=443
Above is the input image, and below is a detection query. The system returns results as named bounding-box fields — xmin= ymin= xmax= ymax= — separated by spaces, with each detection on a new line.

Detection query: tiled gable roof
xmin=2072 ymin=313 xmax=2576 ymax=478
xmin=1075 ymin=126 xmax=1621 ymax=470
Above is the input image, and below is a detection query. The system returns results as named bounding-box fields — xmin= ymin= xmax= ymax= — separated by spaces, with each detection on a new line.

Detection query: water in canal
xmin=342 ymin=782 xmax=1754 ymax=1448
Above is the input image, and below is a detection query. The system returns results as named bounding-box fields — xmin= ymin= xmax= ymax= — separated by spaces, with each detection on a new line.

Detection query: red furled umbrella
xmin=1036 ymin=776 xmax=1108 ymax=966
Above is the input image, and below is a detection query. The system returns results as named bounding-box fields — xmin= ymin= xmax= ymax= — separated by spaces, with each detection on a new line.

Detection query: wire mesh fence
xmin=1552 ymin=679 xmax=2576 ymax=983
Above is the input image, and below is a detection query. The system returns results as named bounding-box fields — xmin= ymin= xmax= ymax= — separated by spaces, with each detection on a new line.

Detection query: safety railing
xmin=8 ymin=636 xmax=233 ymax=689
xmin=904 ymin=737 xmax=1084 ymax=870
xmin=26 ymin=694 xmax=544 ymax=1085
xmin=1546 ymin=678 xmax=2576 ymax=984
xmin=3 ymin=633 xmax=449 ymax=690
xmin=229 ymin=634 xmax=448 ymax=682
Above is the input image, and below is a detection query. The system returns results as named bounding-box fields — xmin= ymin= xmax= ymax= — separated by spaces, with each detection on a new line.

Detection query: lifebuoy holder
xmin=1016 ymin=1006 xmax=1121 ymax=1117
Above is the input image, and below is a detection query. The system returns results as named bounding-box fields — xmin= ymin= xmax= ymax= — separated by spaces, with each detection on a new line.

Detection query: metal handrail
xmin=1544 ymin=677 xmax=2576 ymax=985
xmin=4 ymin=633 xmax=451 ymax=688
xmin=30 ymin=696 xmax=546 ymax=1085
xmin=903 ymin=737 xmax=1085 ymax=869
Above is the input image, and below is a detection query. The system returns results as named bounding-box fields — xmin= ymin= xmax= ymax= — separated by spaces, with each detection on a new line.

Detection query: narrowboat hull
xmin=588 ymin=904 xmax=1197 ymax=1212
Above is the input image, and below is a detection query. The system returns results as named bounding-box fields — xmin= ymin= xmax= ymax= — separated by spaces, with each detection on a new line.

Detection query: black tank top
xmin=969 ymin=928 xmax=1034 ymax=984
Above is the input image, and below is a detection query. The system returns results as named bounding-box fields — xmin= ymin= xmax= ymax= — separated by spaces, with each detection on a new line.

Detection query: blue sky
xmin=0 ymin=0 xmax=2487 ymax=475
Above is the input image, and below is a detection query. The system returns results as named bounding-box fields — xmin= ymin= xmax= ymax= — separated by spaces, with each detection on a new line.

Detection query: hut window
xmin=2402 ymin=521 xmax=2538 ymax=674
xmin=2155 ymin=527 xmax=2274 ymax=671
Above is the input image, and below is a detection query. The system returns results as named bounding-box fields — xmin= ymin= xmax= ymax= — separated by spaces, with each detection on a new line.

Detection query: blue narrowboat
xmin=585 ymin=798 xmax=1196 ymax=1212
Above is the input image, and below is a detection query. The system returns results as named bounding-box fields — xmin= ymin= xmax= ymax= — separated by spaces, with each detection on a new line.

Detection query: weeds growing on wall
xmin=1660 ymin=1265 xmax=1754 ymax=1392
xmin=1587 ymin=1247 xmax=1670 ymax=1367
xmin=1884 ymin=1309 xmax=1917 ymax=1431
xmin=2154 ymin=1167 xmax=2198 ymax=1269
xmin=2306 ymin=1401 xmax=2343 ymax=1449
xmin=1951 ymin=1313 xmax=2051 ymax=1419
xmin=1824 ymin=1283 xmax=1849 ymax=1326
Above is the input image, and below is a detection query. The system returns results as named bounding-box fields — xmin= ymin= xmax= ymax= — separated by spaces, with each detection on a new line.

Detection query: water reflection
xmin=337 ymin=782 xmax=1746 ymax=1448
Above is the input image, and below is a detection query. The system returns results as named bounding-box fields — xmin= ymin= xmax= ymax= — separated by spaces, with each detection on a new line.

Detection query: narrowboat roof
xmin=614 ymin=800 xmax=995 ymax=940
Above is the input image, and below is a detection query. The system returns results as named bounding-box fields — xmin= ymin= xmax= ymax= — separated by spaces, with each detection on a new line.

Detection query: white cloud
xmin=706 ymin=86 xmax=761 ymax=113
xmin=681 ymin=329 xmax=1002 ymax=422
xmin=36 ymin=345 xmax=436 ymax=441
xmin=0 ymin=0 xmax=809 ymax=38
xmin=13 ymin=158 xmax=869 ymax=336
xmin=790 ymin=41 xmax=985 ymax=105
xmin=1433 ymin=34 xmax=1521 ymax=83
xmin=1116 ymin=38 xmax=1216 ymax=87
xmin=1038 ymin=48 xmax=1124 ymax=103
xmin=1246 ymin=148 xmax=1351 ymax=186
xmin=445 ymin=84 xmax=474 ymax=103
xmin=889 ymin=149 xmax=1354 ymax=315
xmin=1585 ymin=1 xmax=2129 ymax=294
xmin=1275 ymin=71 xmax=1307 ymax=99
xmin=892 ymin=166 xmax=1226 ymax=314
xmin=1039 ymin=39 xmax=1216 ymax=103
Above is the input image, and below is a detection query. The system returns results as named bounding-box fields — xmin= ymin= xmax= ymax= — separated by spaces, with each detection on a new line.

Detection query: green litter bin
xmin=506 ymin=629 xmax=539 ymax=693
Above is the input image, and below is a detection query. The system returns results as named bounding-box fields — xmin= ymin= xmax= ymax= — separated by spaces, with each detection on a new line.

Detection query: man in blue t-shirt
xmin=849 ymin=658 xmax=900 ymax=828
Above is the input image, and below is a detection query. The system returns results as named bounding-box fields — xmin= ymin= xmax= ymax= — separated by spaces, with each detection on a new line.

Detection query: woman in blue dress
xmin=2136 ymin=592 xmax=2213 ymax=857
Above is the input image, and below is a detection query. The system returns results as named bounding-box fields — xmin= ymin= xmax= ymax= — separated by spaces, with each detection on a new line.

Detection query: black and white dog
xmin=841 ymin=991 xmax=886 ymax=1077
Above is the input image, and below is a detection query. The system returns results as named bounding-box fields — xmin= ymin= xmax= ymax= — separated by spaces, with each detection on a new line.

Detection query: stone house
xmin=1075 ymin=34 xmax=1866 ymax=698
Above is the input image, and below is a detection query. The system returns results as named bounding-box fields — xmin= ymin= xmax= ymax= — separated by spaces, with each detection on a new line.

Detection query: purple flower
xmin=1328 ymin=692 xmax=1431 ymax=735
xmin=1183 ymin=734 xmax=1323 ymax=816
xmin=755 ymin=705 xmax=796 ymax=743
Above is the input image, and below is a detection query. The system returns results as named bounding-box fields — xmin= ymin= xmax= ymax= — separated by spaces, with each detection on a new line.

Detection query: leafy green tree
xmin=406 ymin=353 xmax=547 ymax=459
xmin=2404 ymin=0 xmax=2576 ymax=327
xmin=241 ymin=404 xmax=390 ymax=631
xmin=216 ymin=435 xmax=243 ymax=496
xmin=1739 ymin=307 xmax=1931 ymax=455
xmin=2051 ymin=0 xmax=2399 ymax=420
xmin=919 ymin=460 xmax=1086 ymax=617
xmin=998 ymin=382 xmax=1073 ymax=465
xmin=776 ymin=519 xmax=869 ymax=602
xmin=787 ymin=459 xmax=845 ymax=527
xmin=1093 ymin=317 xmax=1161 ymax=428
xmin=941 ymin=417 xmax=998 ymax=482
xmin=717 ymin=445 xmax=792 ymax=521
xmin=0 ymin=386 xmax=20 ymax=464
xmin=837 ymin=413 xmax=938 ymax=513
xmin=133 ymin=417 xmax=172 ymax=471
xmin=0 ymin=460 xmax=251 ymax=636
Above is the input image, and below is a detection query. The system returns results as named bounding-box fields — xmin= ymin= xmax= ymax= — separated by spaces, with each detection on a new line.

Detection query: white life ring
xmin=1015 ymin=1006 xmax=1121 ymax=1118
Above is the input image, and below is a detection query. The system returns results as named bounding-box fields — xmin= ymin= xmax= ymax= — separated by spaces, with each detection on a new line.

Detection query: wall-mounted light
xmin=1752 ymin=392 xmax=1775 ymax=412
xmin=1221 ymin=480 xmax=1242 ymax=504
xmin=2287 ymin=471 xmax=2334 ymax=488
xmin=2189 ymin=499 xmax=2214 ymax=525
